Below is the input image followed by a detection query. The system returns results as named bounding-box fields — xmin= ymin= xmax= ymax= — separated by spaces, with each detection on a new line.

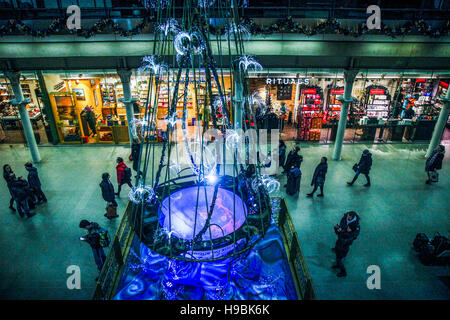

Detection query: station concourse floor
xmin=0 ymin=142 xmax=449 ymax=300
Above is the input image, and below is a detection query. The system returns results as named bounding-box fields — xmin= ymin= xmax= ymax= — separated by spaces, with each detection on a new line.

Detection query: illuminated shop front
xmin=248 ymin=71 xmax=450 ymax=144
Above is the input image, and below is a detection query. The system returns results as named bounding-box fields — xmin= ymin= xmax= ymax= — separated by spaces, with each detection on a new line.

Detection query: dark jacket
xmin=85 ymin=222 xmax=102 ymax=249
xmin=131 ymin=142 xmax=141 ymax=172
xmin=311 ymin=162 xmax=328 ymax=186
xmin=335 ymin=213 xmax=360 ymax=253
xmin=3 ymin=170 xmax=15 ymax=188
xmin=358 ymin=152 xmax=372 ymax=174
xmin=10 ymin=179 xmax=31 ymax=201
xmin=279 ymin=144 xmax=287 ymax=167
xmin=285 ymin=151 xmax=303 ymax=170
xmin=26 ymin=167 xmax=41 ymax=189
xmin=425 ymin=150 xmax=444 ymax=171
xmin=100 ymin=179 xmax=115 ymax=202
xmin=286 ymin=167 xmax=301 ymax=195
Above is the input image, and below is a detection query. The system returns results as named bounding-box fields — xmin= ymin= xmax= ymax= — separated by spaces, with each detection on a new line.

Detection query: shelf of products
xmin=364 ymin=87 xmax=391 ymax=119
xmin=326 ymin=87 xmax=344 ymax=120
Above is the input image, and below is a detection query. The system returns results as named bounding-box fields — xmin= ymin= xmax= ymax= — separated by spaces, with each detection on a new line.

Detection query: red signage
xmin=415 ymin=79 xmax=426 ymax=83
xmin=331 ymin=89 xmax=344 ymax=94
xmin=439 ymin=81 xmax=449 ymax=89
xmin=370 ymin=89 xmax=385 ymax=95
xmin=303 ymin=89 xmax=317 ymax=94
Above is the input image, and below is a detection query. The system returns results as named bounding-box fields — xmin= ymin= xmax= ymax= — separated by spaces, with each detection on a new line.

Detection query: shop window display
xmin=0 ymin=75 xmax=48 ymax=144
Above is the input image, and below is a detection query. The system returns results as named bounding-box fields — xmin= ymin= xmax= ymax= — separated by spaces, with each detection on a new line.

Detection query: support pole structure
xmin=426 ymin=88 xmax=450 ymax=158
xmin=117 ymin=69 xmax=137 ymax=147
xmin=332 ymin=69 xmax=359 ymax=161
xmin=6 ymin=71 xmax=41 ymax=163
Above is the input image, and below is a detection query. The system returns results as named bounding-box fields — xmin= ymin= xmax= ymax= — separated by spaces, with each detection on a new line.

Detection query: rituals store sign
xmin=266 ymin=78 xmax=310 ymax=85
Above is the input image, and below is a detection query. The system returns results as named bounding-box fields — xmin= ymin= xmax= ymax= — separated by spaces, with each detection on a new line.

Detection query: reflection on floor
xmin=0 ymin=142 xmax=448 ymax=299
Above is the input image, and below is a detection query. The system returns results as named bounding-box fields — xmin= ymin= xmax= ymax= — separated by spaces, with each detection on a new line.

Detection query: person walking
xmin=130 ymin=138 xmax=143 ymax=178
xmin=347 ymin=149 xmax=372 ymax=187
xmin=332 ymin=211 xmax=360 ymax=277
xmin=10 ymin=176 xmax=34 ymax=218
xmin=425 ymin=144 xmax=445 ymax=185
xmin=79 ymin=220 xmax=109 ymax=272
xmin=3 ymin=164 xmax=16 ymax=211
xmin=100 ymin=173 xmax=118 ymax=219
xmin=307 ymin=157 xmax=328 ymax=197
xmin=115 ymin=157 xmax=133 ymax=197
xmin=24 ymin=162 xmax=47 ymax=203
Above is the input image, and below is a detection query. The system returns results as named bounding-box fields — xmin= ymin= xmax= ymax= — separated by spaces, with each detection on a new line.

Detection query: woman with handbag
xmin=99 ymin=173 xmax=118 ymax=219
xmin=425 ymin=145 xmax=445 ymax=185
xmin=347 ymin=149 xmax=372 ymax=187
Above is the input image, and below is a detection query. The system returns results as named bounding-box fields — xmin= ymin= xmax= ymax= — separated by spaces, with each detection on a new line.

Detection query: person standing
xmin=307 ymin=157 xmax=328 ymax=197
xmin=347 ymin=149 xmax=372 ymax=187
xmin=332 ymin=211 xmax=360 ymax=277
xmin=79 ymin=220 xmax=108 ymax=272
xmin=130 ymin=138 xmax=143 ymax=178
xmin=278 ymin=140 xmax=287 ymax=171
xmin=425 ymin=144 xmax=445 ymax=185
xmin=286 ymin=165 xmax=301 ymax=196
xmin=100 ymin=173 xmax=118 ymax=219
xmin=283 ymin=146 xmax=302 ymax=173
xmin=10 ymin=177 xmax=34 ymax=218
xmin=3 ymin=164 xmax=16 ymax=211
xmin=24 ymin=162 xmax=47 ymax=203
xmin=115 ymin=157 xmax=133 ymax=197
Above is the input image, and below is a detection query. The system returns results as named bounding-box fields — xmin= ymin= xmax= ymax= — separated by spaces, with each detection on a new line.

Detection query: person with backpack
xmin=332 ymin=211 xmax=360 ymax=277
xmin=24 ymin=162 xmax=47 ymax=204
xmin=79 ymin=220 xmax=109 ymax=272
xmin=425 ymin=144 xmax=445 ymax=185
xmin=307 ymin=157 xmax=328 ymax=197
xmin=286 ymin=165 xmax=301 ymax=196
xmin=347 ymin=149 xmax=372 ymax=187
xmin=3 ymin=164 xmax=16 ymax=212
xmin=115 ymin=157 xmax=133 ymax=197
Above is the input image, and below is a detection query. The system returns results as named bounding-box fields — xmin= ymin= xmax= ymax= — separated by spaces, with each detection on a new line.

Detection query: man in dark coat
xmin=347 ymin=149 xmax=372 ymax=187
xmin=307 ymin=157 xmax=328 ymax=197
xmin=425 ymin=144 xmax=445 ymax=184
xmin=25 ymin=162 xmax=47 ymax=203
xmin=100 ymin=173 xmax=117 ymax=207
xmin=10 ymin=177 xmax=34 ymax=218
xmin=332 ymin=211 xmax=360 ymax=277
xmin=283 ymin=146 xmax=302 ymax=173
xmin=131 ymin=138 xmax=143 ymax=178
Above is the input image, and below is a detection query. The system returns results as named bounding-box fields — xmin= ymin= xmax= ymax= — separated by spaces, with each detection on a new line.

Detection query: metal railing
xmin=277 ymin=197 xmax=315 ymax=300
xmin=93 ymin=197 xmax=315 ymax=300
xmin=92 ymin=201 xmax=135 ymax=300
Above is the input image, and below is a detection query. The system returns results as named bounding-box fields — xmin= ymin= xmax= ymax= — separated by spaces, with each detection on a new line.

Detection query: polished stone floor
xmin=0 ymin=141 xmax=448 ymax=300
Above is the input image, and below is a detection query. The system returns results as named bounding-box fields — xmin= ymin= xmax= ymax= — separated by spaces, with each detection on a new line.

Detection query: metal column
xmin=117 ymin=69 xmax=137 ymax=147
xmin=426 ymin=88 xmax=450 ymax=158
xmin=332 ymin=69 xmax=359 ymax=161
xmin=6 ymin=71 xmax=41 ymax=163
